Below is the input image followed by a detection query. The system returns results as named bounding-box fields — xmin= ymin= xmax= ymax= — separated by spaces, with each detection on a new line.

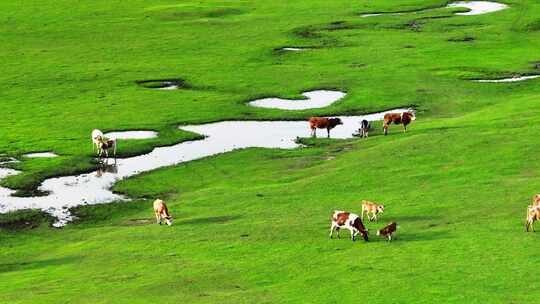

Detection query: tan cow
xmin=361 ymin=200 xmax=385 ymax=222
xmin=153 ymin=199 xmax=173 ymax=226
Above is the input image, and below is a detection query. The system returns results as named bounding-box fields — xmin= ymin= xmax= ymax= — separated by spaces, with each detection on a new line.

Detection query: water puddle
xmin=360 ymin=1 xmax=507 ymax=17
xmin=0 ymin=109 xmax=409 ymax=226
xmin=281 ymin=47 xmax=308 ymax=51
xmin=446 ymin=1 xmax=508 ymax=15
xmin=24 ymin=152 xmax=58 ymax=158
xmin=136 ymin=79 xmax=186 ymax=90
xmin=248 ymin=90 xmax=346 ymax=110
xmin=104 ymin=131 xmax=158 ymax=140
xmin=474 ymin=75 xmax=540 ymax=83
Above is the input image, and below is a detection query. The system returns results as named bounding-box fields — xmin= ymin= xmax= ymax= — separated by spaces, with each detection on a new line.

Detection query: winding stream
xmin=0 ymin=109 xmax=409 ymax=226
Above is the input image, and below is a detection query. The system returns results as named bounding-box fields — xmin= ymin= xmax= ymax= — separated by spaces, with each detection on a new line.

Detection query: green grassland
xmin=1 ymin=0 xmax=540 ymax=302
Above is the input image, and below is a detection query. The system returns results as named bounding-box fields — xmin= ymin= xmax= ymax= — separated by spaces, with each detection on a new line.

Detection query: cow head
xmin=407 ymin=110 xmax=416 ymax=121
xmin=359 ymin=229 xmax=369 ymax=241
xmin=164 ymin=216 xmax=173 ymax=226
xmin=377 ymin=205 xmax=385 ymax=214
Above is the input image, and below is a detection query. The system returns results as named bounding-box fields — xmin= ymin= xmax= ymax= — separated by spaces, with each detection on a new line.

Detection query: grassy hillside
xmin=1 ymin=0 xmax=540 ymax=303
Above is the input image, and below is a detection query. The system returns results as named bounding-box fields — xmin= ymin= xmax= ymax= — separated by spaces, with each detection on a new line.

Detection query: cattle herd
xmin=89 ymin=109 xmax=538 ymax=242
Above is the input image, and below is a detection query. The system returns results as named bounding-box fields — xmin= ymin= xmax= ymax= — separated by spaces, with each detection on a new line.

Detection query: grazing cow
xmin=153 ymin=199 xmax=173 ymax=226
xmin=91 ymin=129 xmax=104 ymax=153
xmin=526 ymin=205 xmax=540 ymax=232
xmin=329 ymin=210 xmax=369 ymax=241
xmin=97 ymin=137 xmax=117 ymax=159
xmin=359 ymin=119 xmax=370 ymax=138
xmin=377 ymin=222 xmax=397 ymax=241
xmin=383 ymin=110 xmax=416 ymax=135
xmin=361 ymin=200 xmax=385 ymax=222
xmin=309 ymin=117 xmax=343 ymax=138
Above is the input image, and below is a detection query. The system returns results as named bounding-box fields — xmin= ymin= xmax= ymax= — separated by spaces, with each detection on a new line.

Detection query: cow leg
xmin=388 ymin=234 xmax=392 ymax=241
xmin=311 ymin=128 xmax=316 ymax=138
xmin=329 ymin=223 xmax=336 ymax=238
xmin=336 ymin=227 xmax=341 ymax=239
xmin=383 ymin=124 xmax=388 ymax=136
xmin=327 ymin=128 xmax=330 ymax=138
xmin=155 ymin=212 xmax=161 ymax=225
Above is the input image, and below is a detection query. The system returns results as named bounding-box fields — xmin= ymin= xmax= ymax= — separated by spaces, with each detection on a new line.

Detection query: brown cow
xmin=153 ymin=199 xmax=173 ymax=226
xmin=377 ymin=222 xmax=397 ymax=241
xmin=329 ymin=210 xmax=369 ymax=241
xmin=526 ymin=206 xmax=540 ymax=232
xmin=383 ymin=111 xmax=416 ymax=135
xmin=309 ymin=117 xmax=343 ymax=138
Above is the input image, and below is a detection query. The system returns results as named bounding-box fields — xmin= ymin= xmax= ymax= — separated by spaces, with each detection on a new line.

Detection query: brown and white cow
xmin=377 ymin=222 xmax=397 ymax=241
xmin=309 ymin=117 xmax=343 ymax=138
xmin=361 ymin=200 xmax=385 ymax=222
xmin=97 ymin=137 xmax=117 ymax=159
xmin=153 ymin=199 xmax=173 ymax=226
xmin=383 ymin=111 xmax=416 ymax=135
xmin=329 ymin=210 xmax=369 ymax=241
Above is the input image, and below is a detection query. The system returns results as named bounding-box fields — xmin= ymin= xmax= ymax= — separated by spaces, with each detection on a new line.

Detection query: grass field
xmin=2 ymin=0 xmax=540 ymax=302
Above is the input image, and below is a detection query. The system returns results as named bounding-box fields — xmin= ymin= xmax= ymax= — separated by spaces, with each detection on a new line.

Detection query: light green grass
xmin=1 ymin=0 xmax=540 ymax=303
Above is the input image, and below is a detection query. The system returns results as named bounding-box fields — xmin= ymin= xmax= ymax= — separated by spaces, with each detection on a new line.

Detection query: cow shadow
xmin=0 ymin=256 xmax=80 ymax=273
xmin=395 ymin=230 xmax=452 ymax=242
xmin=178 ymin=215 xmax=241 ymax=225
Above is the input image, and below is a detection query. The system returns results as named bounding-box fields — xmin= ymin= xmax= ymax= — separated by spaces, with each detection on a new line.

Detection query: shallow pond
xmin=474 ymin=75 xmax=540 ymax=83
xmin=361 ymin=1 xmax=508 ymax=17
xmin=248 ymin=90 xmax=346 ymax=110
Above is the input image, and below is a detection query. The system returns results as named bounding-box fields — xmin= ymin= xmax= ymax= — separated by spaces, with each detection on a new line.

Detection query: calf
xmin=361 ymin=200 xmax=384 ymax=222
xmin=153 ymin=199 xmax=173 ymax=226
xmin=309 ymin=117 xmax=343 ymax=138
xmin=359 ymin=119 xmax=370 ymax=138
xmin=526 ymin=205 xmax=540 ymax=232
xmin=377 ymin=222 xmax=397 ymax=241
xmin=329 ymin=210 xmax=369 ymax=241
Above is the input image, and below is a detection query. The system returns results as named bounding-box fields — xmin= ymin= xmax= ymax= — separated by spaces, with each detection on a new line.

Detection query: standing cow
xmin=309 ymin=117 xmax=343 ymax=138
xmin=359 ymin=119 xmax=370 ymax=138
xmin=383 ymin=111 xmax=416 ymax=135
xmin=329 ymin=210 xmax=369 ymax=241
